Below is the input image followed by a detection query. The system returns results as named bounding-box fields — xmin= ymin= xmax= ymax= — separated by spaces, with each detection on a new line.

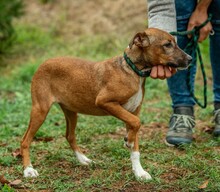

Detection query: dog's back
xmin=31 ymin=56 xmax=138 ymax=116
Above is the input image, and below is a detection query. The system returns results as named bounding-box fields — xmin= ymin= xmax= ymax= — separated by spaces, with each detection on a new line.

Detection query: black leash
xmin=170 ymin=14 xmax=212 ymax=108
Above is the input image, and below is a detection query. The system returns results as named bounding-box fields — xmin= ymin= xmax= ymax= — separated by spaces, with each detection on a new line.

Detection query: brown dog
xmin=20 ymin=28 xmax=191 ymax=180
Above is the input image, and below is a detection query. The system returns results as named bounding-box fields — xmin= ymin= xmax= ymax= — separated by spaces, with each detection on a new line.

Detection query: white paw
xmin=24 ymin=166 xmax=39 ymax=177
xmin=75 ymin=151 xmax=93 ymax=165
xmin=134 ymin=169 xmax=152 ymax=180
xmin=131 ymin=151 xmax=152 ymax=180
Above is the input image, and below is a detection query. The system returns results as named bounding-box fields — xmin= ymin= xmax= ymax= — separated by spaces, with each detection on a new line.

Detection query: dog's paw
xmin=24 ymin=166 xmax=39 ymax=177
xmin=134 ymin=170 xmax=152 ymax=180
xmin=75 ymin=151 xmax=93 ymax=165
xmin=131 ymin=151 xmax=152 ymax=180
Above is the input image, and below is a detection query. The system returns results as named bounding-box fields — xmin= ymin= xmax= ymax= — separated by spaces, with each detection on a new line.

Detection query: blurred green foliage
xmin=0 ymin=0 xmax=24 ymax=54
xmin=39 ymin=0 xmax=55 ymax=4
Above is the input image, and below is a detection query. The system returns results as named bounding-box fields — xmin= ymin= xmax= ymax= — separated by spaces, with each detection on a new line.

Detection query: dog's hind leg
xmin=21 ymin=102 xmax=51 ymax=177
xmin=60 ymin=106 xmax=92 ymax=165
xmin=21 ymin=78 xmax=54 ymax=177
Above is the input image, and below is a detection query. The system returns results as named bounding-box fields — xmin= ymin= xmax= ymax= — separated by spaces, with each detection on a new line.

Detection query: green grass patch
xmin=0 ymin=23 xmax=220 ymax=192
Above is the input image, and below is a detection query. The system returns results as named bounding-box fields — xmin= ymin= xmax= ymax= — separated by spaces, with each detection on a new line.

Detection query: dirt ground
xmin=19 ymin=0 xmax=147 ymax=38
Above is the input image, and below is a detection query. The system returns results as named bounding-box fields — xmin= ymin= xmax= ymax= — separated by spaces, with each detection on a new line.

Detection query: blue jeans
xmin=167 ymin=0 xmax=220 ymax=108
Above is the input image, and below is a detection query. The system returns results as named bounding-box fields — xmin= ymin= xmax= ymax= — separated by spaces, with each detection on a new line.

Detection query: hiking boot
xmin=166 ymin=106 xmax=195 ymax=146
xmin=213 ymin=109 xmax=220 ymax=137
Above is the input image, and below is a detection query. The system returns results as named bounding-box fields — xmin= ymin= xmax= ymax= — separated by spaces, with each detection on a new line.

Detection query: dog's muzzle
xmin=167 ymin=54 xmax=192 ymax=70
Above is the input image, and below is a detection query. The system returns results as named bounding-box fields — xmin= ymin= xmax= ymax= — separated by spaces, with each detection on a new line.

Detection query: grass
xmin=0 ymin=23 xmax=220 ymax=192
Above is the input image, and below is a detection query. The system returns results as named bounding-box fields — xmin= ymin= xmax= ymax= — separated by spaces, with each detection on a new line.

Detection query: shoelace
xmin=171 ymin=114 xmax=195 ymax=130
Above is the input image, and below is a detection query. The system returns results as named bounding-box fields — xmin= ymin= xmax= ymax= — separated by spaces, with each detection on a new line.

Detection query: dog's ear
xmin=129 ymin=32 xmax=150 ymax=49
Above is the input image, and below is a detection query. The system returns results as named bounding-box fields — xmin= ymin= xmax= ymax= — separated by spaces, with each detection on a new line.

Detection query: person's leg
xmin=167 ymin=0 xmax=197 ymax=107
xmin=210 ymin=26 xmax=220 ymax=136
xmin=166 ymin=0 xmax=197 ymax=146
xmin=209 ymin=0 xmax=220 ymax=136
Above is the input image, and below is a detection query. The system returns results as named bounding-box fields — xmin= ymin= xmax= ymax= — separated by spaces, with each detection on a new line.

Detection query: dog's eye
xmin=163 ymin=42 xmax=172 ymax=48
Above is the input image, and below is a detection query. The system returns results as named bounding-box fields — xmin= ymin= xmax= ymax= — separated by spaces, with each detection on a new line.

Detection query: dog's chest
xmin=122 ymin=78 xmax=144 ymax=113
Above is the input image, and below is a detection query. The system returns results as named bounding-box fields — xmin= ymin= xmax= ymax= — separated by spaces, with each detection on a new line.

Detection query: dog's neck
xmin=123 ymin=48 xmax=152 ymax=77
xmin=125 ymin=47 xmax=152 ymax=69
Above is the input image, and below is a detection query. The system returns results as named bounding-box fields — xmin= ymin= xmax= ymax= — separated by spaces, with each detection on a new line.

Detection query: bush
xmin=0 ymin=0 xmax=24 ymax=54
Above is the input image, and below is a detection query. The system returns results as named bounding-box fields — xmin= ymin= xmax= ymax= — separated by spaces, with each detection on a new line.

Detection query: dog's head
xmin=127 ymin=28 xmax=192 ymax=70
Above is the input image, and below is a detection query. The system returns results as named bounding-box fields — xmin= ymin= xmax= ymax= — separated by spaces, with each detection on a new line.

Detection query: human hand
xmin=150 ymin=65 xmax=177 ymax=80
xmin=187 ymin=3 xmax=212 ymax=42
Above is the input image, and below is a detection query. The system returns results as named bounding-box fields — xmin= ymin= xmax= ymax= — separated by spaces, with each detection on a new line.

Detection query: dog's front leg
xmin=124 ymin=105 xmax=151 ymax=180
xmin=96 ymin=99 xmax=151 ymax=180
xmin=96 ymin=100 xmax=140 ymax=146
xmin=130 ymin=134 xmax=152 ymax=180
xmin=125 ymin=124 xmax=151 ymax=179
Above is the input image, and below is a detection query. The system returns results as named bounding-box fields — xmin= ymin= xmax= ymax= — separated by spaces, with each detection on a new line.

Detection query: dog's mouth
xmin=167 ymin=62 xmax=189 ymax=71
xmin=167 ymin=62 xmax=178 ymax=68
xmin=141 ymin=66 xmax=152 ymax=72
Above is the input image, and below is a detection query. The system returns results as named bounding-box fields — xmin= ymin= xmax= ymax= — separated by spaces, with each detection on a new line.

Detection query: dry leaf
xmin=202 ymin=126 xmax=213 ymax=134
xmin=0 ymin=143 xmax=7 ymax=147
xmin=0 ymin=175 xmax=10 ymax=185
xmin=34 ymin=137 xmax=53 ymax=142
xmin=12 ymin=148 xmax=22 ymax=158
xmin=198 ymin=180 xmax=209 ymax=189
xmin=10 ymin=179 xmax=22 ymax=186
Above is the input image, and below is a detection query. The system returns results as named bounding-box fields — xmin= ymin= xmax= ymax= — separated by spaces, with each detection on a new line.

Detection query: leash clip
xmin=210 ymin=29 xmax=215 ymax=36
